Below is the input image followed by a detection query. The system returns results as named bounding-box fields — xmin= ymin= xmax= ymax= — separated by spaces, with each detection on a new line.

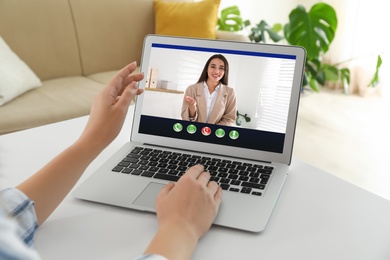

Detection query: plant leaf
xmin=272 ymin=23 xmax=283 ymax=33
xmin=284 ymin=3 xmax=337 ymax=60
xmin=340 ymin=68 xmax=350 ymax=85
xmin=217 ymin=6 xmax=249 ymax=32
xmin=249 ymin=20 xmax=283 ymax=43
xmin=368 ymin=55 xmax=382 ymax=87
xmin=309 ymin=75 xmax=320 ymax=92
xmin=322 ymin=64 xmax=339 ymax=82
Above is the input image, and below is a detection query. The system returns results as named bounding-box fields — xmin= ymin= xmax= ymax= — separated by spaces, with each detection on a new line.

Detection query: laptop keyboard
xmin=112 ymin=146 xmax=274 ymax=196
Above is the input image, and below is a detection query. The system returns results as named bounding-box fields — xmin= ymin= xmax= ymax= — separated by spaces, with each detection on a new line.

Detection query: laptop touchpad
xmin=133 ymin=182 xmax=165 ymax=209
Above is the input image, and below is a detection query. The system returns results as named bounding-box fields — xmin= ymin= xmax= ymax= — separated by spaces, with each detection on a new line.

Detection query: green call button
xmin=215 ymin=128 xmax=225 ymax=138
xmin=173 ymin=123 xmax=183 ymax=132
xmin=229 ymin=130 xmax=239 ymax=140
xmin=187 ymin=124 xmax=197 ymax=134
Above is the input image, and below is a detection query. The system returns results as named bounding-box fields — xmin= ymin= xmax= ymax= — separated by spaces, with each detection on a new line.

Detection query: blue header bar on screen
xmin=151 ymin=43 xmax=296 ymax=60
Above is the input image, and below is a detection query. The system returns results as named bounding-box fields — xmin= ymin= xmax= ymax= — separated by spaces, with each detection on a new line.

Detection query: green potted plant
xmin=236 ymin=110 xmax=251 ymax=126
xmin=216 ymin=6 xmax=251 ymax=42
xmin=249 ymin=3 xmax=382 ymax=92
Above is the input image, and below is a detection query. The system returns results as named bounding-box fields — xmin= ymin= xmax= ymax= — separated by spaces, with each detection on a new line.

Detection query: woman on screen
xmin=181 ymin=54 xmax=237 ymax=126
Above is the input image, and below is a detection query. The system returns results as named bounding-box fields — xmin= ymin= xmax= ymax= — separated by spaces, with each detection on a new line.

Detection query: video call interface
xmin=138 ymin=43 xmax=297 ymax=154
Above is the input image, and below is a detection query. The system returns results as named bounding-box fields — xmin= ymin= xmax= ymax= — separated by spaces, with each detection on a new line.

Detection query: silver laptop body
xmin=73 ymin=35 xmax=306 ymax=232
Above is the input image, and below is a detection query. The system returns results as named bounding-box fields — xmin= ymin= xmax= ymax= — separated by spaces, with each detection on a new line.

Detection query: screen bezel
xmin=131 ymin=35 xmax=305 ymax=165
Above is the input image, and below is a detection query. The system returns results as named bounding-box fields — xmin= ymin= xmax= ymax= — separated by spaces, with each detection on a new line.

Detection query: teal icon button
xmin=229 ymin=130 xmax=239 ymax=140
xmin=215 ymin=128 xmax=225 ymax=138
xmin=173 ymin=123 xmax=183 ymax=132
xmin=187 ymin=124 xmax=197 ymax=134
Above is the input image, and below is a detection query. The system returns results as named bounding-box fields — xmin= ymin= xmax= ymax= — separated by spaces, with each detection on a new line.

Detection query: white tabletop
xmin=1 ymin=106 xmax=390 ymax=260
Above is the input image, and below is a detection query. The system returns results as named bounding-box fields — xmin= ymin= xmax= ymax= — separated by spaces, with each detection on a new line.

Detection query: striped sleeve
xmin=0 ymin=188 xmax=40 ymax=259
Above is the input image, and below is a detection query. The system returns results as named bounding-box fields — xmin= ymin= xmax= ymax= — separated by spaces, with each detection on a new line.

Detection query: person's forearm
xmin=188 ymin=105 xmax=197 ymax=118
xmin=15 ymin=62 xmax=142 ymax=226
xmin=144 ymin=220 xmax=198 ymax=260
xmin=16 ymin=137 xmax=103 ymax=225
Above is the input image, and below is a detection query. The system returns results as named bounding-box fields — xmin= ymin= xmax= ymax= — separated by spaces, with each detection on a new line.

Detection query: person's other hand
xmin=156 ymin=165 xmax=222 ymax=240
xmin=80 ymin=61 xmax=144 ymax=150
xmin=184 ymin=96 xmax=197 ymax=118
xmin=184 ymin=96 xmax=197 ymax=108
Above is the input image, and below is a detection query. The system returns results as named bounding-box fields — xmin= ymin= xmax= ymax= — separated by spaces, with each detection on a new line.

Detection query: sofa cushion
xmin=88 ymin=71 xmax=121 ymax=85
xmin=154 ymin=0 xmax=220 ymax=39
xmin=0 ymin=0 xmax=82 ymax=80
xmin=87 ymin=67 xmax=141 ymax=85
xmin=70 ymin=0 xmax=155 ymax=76
xmin=0 ymin=78 xmax=105 ymax=135
xmin=0 ymin=37 xmax=42 ymax=106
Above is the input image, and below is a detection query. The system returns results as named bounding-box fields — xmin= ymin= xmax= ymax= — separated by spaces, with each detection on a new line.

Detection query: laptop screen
xmin=132 ymin=35 xmax=305 ymax=164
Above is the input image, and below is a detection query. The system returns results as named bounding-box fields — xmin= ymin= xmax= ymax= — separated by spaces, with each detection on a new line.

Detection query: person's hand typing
xmin=157 ymin=164 xmax=222 ymax=238
xmin=144 ymin=165 xmax=222 ymax=260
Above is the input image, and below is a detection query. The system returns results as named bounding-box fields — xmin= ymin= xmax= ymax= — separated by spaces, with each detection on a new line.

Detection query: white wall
xmin=323 ymin=0 xmax=388 ymax=97
xmin=219 ymin=0 xmax=299 ymax=28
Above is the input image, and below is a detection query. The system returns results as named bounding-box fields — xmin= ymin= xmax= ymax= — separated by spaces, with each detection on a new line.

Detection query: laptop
xmin=73 ymin=35 xmax=306 ymax=232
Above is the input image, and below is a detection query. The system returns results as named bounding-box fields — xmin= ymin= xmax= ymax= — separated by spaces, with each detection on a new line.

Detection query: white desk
xmin=1 ymin=106 xmax=390 ymax=260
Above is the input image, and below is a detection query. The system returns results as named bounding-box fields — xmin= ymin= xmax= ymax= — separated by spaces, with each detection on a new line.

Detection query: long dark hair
xmin=197 ymin=54 xmax=229 ymax=85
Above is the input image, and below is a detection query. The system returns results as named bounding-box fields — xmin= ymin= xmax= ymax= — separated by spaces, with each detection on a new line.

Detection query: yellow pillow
xmin=154 ymin=0 xmax=220 ymax=39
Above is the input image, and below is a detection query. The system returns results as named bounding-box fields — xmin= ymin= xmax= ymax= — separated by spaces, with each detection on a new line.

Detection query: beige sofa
xmin=0 ymin=0 xmax=154 ymax=135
